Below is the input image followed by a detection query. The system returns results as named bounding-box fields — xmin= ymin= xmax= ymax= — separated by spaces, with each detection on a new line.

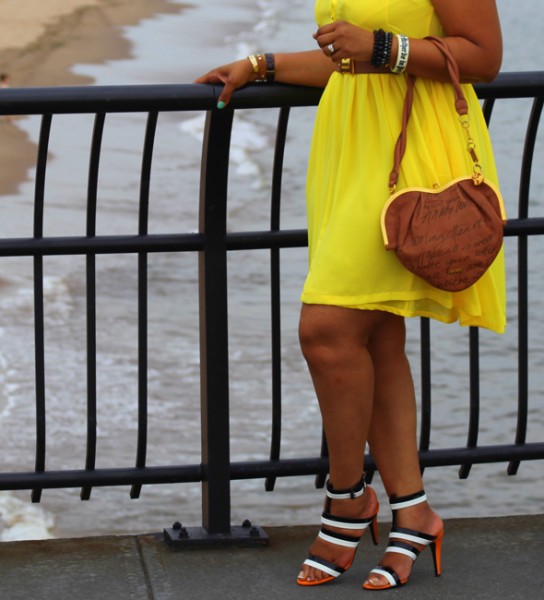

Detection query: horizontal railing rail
xmin=0 ymin=72 xmax=543 ymax=542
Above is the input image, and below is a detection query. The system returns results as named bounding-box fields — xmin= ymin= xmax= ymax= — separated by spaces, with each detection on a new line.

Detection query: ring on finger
xmin=327 ymin=43 xmax=335 ymax=55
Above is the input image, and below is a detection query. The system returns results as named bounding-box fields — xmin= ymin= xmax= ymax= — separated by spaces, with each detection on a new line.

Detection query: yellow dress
xmin=301 ymin=0 xmax=506 ymax=333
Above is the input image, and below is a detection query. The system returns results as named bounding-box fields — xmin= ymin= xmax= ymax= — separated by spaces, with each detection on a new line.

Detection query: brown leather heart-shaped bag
xmin=381 ymin=37 xmax=506 ymax=292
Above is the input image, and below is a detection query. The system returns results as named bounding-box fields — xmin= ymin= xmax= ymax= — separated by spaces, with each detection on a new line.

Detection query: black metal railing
xmin=0 ymin=73 xmax=544 ymax=543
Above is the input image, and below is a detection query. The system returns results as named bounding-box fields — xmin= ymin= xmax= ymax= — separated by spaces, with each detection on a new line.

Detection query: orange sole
xmin=297 ymin=575 xmax=336 ymax=587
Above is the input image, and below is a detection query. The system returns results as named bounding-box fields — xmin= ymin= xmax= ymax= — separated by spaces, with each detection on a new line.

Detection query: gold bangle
xmin=247 ymin=53 xmax=269 ymax=82
xmin=247 ymin=54 xmax=259 ymax=73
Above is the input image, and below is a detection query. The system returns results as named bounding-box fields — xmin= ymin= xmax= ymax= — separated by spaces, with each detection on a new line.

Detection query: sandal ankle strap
xmin=326 ymin=475 xmax=366 ymax=500
xmin=389 ymin=490 xmax=427 ymax=510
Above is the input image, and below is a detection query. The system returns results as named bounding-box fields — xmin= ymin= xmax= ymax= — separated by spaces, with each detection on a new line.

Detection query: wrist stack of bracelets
xmin=371 ymin=29 xmax=410 ymax=74
xmin=247 ymin=31 xmax=409 ymax=82
xmin=247 ymin=53 xmax=276 ymax=82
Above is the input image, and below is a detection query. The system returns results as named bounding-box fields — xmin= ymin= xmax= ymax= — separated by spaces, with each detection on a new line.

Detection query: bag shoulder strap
xmin=388 ymin=36 xmax=475 ymax=191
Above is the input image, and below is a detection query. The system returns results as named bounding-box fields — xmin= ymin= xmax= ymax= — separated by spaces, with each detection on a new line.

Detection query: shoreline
xmin=0 ymin=0 xmax=184 ymax=196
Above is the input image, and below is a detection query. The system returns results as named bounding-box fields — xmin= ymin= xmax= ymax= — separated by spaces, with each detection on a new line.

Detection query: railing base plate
xmin=163 ymin=522 xmax=269 ymax=549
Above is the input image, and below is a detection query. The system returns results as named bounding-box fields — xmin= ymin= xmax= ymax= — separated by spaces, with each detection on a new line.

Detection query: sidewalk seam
xmin=135 ymin=535 xmax=156 ymax=600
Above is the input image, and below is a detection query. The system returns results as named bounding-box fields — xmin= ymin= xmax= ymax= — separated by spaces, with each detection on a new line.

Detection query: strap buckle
xmin=339 ymin=58 xmax=355 ymax=74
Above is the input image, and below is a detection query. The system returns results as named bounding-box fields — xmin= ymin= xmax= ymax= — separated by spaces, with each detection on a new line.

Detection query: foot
xmin=363 ymin=501 xmax=443 ymax=589
xmin=297 ymin=484 xmax=379 ymax=585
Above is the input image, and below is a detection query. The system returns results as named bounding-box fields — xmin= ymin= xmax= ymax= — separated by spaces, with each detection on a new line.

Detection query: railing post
xmin=164 ymin=105 xmax=267 ymax=547
xmin=198 ymin=108 xmax=232 ymax=534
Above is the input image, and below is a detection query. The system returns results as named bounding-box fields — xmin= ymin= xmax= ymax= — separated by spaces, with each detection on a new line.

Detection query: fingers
xmin=194 ymin=60 xmax=252 ymax=109
xmin=314 ymin=22 xmax=336 ymax=39
xmin=216 ymin=68 xmax=250 ymax=108
xmin=193 ymin=70 xmax=232 ymax=108
xmin=313 ymin=21 xmax=373 ymax=62
xmin=216 ymin=81 xmax=236 ymax=109
xmin=313 ymin=23 xmax=340 ymax=59
xmin=193 ymin=71 xmax=223 ymax=85
xmin=315 ymin=37 xmax=338 ymax=59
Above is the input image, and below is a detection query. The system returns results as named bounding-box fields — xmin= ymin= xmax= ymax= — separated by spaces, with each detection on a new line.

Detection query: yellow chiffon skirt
xmin=301 ymin=71 xmax=506 ymax=333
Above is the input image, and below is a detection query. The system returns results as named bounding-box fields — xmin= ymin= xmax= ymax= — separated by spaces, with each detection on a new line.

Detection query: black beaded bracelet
xmin=371 ymin=29 xmax=386 ymax=68
xmin=371 ymin=29 xmax=394 ymax=68
xmin=383 ymin=31 xmax=393 ymax=67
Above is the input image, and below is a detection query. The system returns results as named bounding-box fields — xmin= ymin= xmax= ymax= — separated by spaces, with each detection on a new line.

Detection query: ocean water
xmin=0 ymin=0 xmax=543 ymax=541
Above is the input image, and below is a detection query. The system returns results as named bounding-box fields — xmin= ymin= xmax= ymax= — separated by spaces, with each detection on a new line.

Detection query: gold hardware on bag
xmin=472 ymin=164 xmax=484 ymax=185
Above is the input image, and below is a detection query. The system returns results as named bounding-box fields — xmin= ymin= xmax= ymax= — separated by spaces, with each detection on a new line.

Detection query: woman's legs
xmin=364 ymin=316 xmax=443 ymax=587
xmin=299 ymin=304 xmax=380 ymax=484
xmin=297 ymin=304 xmax=387 ymax=583
xmin=366 ymin=314 xmax=423 ymax=493
xmin=297 ymin=304 xmax=441 ymax=585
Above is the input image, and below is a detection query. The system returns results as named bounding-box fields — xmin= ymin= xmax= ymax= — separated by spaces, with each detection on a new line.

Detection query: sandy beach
xmin=0 ymin=0 xmax=183 ymax=195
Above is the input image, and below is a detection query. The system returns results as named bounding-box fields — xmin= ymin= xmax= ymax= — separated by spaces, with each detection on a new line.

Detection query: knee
xmin=298 ymin=313 xmax=321 ymax=362
xmin=298 ymin=308 xmax=348 ymax=370
xmin=368 ymin=314 xmax=407 ymax=361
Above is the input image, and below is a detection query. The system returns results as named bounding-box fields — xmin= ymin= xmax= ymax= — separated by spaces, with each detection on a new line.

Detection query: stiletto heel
xmin=297 ymin=475 xmax=379 ymax=586
xmin=363 ymin=490 xmax=443 ymax=590
xmin=368 ymin=507 xmax=379 ymax=546
xmin=430 ymin=528 xmax=444 ymax=577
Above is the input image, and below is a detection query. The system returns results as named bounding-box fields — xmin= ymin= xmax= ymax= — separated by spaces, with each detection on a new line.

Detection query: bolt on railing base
xmin=163 ymin=520 xmax=269 ymax=549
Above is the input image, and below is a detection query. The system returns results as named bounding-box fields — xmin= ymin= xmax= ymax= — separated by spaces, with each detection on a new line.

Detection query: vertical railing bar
xmin=510 ymin=232 xmax=528 ymax=476
xmin=459 ymin=327 xmax=480 ymax=479
xmin=481 ymin=97 xmax=496 ymax=125
xmin=508 ymin=97 xmax=544 ymax=474
xmin=81 ymin=112 xmax=105 ymax=500
xmin=31 ymin=114 xmax=53 ymax=503
xmin=418 ymin=317 xmax=432 ymax=475
xmin=131 ymin=111 xmax=158 ymax=500
xmin=266 ymin=107 xmax=290 ymax=492
xmin=460 ymin=96 xmax=486 ymax=478
xmin=198 ymin=108 xmax=233 ymax=534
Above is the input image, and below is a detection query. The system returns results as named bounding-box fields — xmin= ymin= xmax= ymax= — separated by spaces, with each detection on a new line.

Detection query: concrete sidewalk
xmin=0 ymin=514 xmax=542 ymax=600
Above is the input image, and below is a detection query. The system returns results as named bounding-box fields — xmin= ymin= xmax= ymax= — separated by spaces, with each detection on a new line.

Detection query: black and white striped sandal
xmin=297 ymin=476 xmax=379 ymax=586
xmin=363 ymin=490 xmax=444 ymax=590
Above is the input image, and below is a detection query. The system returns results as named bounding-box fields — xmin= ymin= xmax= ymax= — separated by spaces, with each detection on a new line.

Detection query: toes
xmin=298 ymin=567 xmax=314 ymax=582
xmin=363 ymin=575 xmax=384 ymax=588
xmin=298 ymin=566 xmax=327 ymax=584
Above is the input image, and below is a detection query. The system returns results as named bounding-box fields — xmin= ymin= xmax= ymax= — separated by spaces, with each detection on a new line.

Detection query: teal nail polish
xmin=217 ymin=100 xmax=226 ymax=109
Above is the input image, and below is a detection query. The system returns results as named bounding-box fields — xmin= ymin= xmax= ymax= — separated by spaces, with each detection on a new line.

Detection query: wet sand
xmin=0 ymin=0 xmax=184 ymax=196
